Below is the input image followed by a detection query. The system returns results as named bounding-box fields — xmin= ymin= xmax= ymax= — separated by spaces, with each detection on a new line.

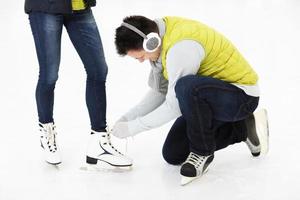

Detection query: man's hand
xmin=115 ymin=116 xmax=128 ymax=123
xmin=111 ymin=122 xmax=132 ymax=139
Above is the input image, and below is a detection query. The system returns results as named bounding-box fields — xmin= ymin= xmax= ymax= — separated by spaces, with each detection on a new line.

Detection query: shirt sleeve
xmin=122 ymin=89 xmax=166 ymax=121
xmin=128 ymin=40 xmax=205 ymax=134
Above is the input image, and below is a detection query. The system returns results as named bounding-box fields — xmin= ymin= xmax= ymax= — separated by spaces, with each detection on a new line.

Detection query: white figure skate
xmin=39 ymin=122 xmax=61 ymax=165
xmin=82 ymin=130 xmax=132 ymax=171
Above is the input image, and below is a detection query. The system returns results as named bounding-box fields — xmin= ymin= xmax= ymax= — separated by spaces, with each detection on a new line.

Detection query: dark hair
xmin=115 ymin=15 xmax=159 ymax=56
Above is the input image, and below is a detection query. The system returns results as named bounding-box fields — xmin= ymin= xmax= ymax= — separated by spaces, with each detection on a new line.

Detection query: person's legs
xmin=29 ymin=12 xmax=63 ymax=123
xmin=63 ymin=10 xmax=132 ymax=167
xmin=162 ymin=116 xmax=190 ymax=165
xmin=175 ymin=75 xmax=259 ymax=184
xmin=213 ymin=119 xmax=249 ymax=151
xmin=64 ymin=9 xmax=108 ymax=132
xmin=29 ymin=12 xmax=64 ymax=165
xmin=175 ymin=75 xmax=259 ymax=156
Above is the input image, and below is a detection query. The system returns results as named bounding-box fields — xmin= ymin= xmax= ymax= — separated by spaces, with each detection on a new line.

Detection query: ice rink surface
xmin=0 ymin=0 xmax=300 ymax=199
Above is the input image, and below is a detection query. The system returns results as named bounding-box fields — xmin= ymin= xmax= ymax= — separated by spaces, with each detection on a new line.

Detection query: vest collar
xmin=153 ymin=18 xmax=165 ymax=64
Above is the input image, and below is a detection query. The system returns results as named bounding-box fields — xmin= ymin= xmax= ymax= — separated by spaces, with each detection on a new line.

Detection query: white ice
xmin=0 ymin=0 xmax=300 ymax=199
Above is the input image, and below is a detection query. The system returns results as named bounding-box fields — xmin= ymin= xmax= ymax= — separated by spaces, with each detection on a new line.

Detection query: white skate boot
xmin=245 ymin=109 xmax=269 ymax=156
xmin=85 ymin=130 xmax=132 ymax=170
xmin=180 ymin=152 xmax=214 ymax=186
xmin=39 ymin=122 xmax=61 ymax=165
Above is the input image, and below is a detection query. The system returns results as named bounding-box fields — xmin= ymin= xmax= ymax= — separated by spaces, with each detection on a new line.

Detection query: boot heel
xmin=86 ymin=156 xmax=98 ymax=164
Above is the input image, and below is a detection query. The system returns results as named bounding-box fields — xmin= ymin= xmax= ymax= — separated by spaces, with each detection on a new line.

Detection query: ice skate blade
xmin=181 ymin=175 xmax=198 ymax=186
xmin=43 ymin=161 xmax=61 ymax=170
xmin=180 ymin=168 xmax=209 ymax=186
xmin=45 ymin=161 xmax=61 ymax=169
xmin=255 ymin=109 xmax=269 ymax=155
xmin=80 ymin=163 xmax=132 ymax=173
xmin=86 ymin=156 xmax=132 ymax=167
xmin=46 ymin=161 xmax=61 ymax=165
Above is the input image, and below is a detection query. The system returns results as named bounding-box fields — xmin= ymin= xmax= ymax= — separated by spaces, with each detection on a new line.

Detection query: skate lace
xmin=40 ymin=124 xmax=57 ymax=152
xmin=101 ymin=132 xmax=123 ymax=155
xmin=186 ymin=152 xmax=205 ymax=169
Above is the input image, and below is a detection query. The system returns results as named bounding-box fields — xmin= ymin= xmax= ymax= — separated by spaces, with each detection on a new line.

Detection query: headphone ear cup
xmin=143 ymin=32 xmax=161 ymax=53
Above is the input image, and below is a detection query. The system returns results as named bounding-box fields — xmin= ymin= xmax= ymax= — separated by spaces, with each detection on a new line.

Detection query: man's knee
xmin=175 ymin=75 xmax=196 ymax=96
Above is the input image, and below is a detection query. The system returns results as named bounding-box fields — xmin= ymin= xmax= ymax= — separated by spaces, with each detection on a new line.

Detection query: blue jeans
xmin=162 ymin=75 xmax=259 ymax=164
xmin=29 ymin=9 xmax=108 ymax=131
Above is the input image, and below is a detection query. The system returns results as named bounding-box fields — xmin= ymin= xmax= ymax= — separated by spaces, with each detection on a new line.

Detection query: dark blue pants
xmin=29 ymin=9 xmax=108 ymax=131
xmin=162 ymin=75 xmax=259 ymax=165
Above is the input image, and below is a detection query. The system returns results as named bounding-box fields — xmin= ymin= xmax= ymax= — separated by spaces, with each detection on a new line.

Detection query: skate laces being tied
xmin=102 ymin=130 xmax=123 ymax=155
xmin=107 ymin=125 xmax=132 ymax=155
xmin=186 ymin=152 xmax=205 ymax=169
xmin=40 ymin=123 xmax=57 ymax=152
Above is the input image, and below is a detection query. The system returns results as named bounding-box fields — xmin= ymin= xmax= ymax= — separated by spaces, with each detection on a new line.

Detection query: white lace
xmin=39 ymin=123 xmax=57 ymax=152
xmin=185 ymin=152 xmax=206 ymax=169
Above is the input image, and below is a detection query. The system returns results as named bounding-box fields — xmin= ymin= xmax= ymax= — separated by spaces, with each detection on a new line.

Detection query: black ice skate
xmin=245 ymin=109 xmax=269 ymax=156
xmin=180 ymin=152 xmax=214 ymax=185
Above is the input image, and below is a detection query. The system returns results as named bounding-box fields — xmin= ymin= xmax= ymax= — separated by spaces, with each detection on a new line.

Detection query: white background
xmin=0 ymin=0 xmax=300 ymax=199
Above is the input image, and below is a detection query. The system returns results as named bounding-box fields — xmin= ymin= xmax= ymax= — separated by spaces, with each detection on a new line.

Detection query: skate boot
xmin=39 ymin=122 xmax=61 ymax=165
xmin=245 ymin=109 xmax=269 ymax=156
xmin=180 ymin=152 xmax=214 ymax=186
xmin=86 ymin=130 xmax=132 ymax=168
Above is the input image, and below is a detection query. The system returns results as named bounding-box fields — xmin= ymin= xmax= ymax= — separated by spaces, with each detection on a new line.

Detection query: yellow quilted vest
xmin=72 ymin=0 xmax=86 ymax=10
xmin=161 ymin=16 xmax=258 ymax=85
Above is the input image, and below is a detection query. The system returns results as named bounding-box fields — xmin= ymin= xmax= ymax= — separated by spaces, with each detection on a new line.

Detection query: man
xmin=112 ymin=15 xmax=269 ymax=185
xmin=25 ymin=0 xmax=132 ymax=167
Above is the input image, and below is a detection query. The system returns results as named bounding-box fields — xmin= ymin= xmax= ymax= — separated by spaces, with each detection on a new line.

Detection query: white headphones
xmin=121 ymin=22 xmax=161 ymax=53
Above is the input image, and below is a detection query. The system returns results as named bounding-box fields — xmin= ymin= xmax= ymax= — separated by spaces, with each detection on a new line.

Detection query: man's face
xmin=127 ymin=48 xmax=160 ymax=63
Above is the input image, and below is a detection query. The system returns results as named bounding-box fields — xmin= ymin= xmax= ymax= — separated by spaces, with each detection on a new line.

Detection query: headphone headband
xmin=121 ymin=22 xmax=147 ymax=39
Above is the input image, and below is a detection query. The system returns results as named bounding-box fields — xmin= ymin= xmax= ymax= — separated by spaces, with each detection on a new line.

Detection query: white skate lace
xmin=185 ymin=152 xmax=205 ymax=169
xmin=40 ymin=123 xmax=57 ymax=152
